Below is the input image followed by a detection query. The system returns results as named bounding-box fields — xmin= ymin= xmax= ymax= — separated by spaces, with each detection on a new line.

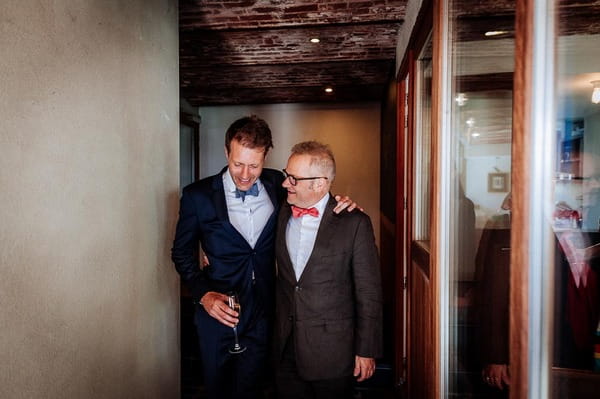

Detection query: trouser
xmin=275 ymin=335 xmax=353 ymax=399
xmin=195 ymin=309 xmax=269 ymax=399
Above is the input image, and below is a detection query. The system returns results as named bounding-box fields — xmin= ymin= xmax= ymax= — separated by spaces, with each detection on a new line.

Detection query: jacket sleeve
xmin=171 ymin=187 xmax=211 ymax=300
xmin=352 ymin=214 xmax=384 ymax=358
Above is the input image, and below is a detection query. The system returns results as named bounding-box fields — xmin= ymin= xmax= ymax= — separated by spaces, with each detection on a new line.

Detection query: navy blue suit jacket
xmin=172 ymin=167 xmax=286 ymax=327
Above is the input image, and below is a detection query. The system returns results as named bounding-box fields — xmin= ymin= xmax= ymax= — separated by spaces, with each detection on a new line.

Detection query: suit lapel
xmin=277 ymin=202 xmax=297 ymax=283
xmin=211 ymin=167 xmax=230 ymax=222
xmin=254 ymin=170 xmax=281 ymax=247
xmin=297 ymin=196 xmax=339 ymax=285
xmin=211 ymin=168 xmax=256 ymax=249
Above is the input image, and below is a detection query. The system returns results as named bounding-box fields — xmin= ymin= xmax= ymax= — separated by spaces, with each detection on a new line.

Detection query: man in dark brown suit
xmin=273 ymin=141 xmax=383 ymax=399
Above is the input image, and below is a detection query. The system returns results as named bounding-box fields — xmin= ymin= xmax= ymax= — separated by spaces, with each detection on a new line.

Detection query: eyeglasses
xmin=282 ymin=169 xmax=328 ymax=186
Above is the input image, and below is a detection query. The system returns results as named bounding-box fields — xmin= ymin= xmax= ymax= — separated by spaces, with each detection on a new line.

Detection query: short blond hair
xmin=290 ymin=141 xmax=336 ymax=181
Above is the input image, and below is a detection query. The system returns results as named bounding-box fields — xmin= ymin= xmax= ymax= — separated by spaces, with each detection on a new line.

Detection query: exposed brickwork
xmin=179 ymin=0 xmax=407 ymax=105
xmin=180 ymin=60 xmax=393 ymax=89
xmin=180 ymin=0 xmax=406 ymax=30
xmin=181 ymin=84 xmax=388 ymax=105
xmin=180 ymin=23 xmax=399 ymax=66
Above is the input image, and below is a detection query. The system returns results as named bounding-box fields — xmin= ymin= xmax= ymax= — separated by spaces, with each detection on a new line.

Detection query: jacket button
xmin=295 ymin=285 xmax=301 ymax=291
xmin=288 ymin=316 xmax=293 ymax=321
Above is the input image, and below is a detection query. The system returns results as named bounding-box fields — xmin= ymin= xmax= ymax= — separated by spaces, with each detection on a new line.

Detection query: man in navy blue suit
xmin=171 ymin=116 xmax=354 ymax=399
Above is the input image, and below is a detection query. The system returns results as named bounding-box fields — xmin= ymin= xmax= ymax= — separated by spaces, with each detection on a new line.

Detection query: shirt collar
xmin=312 ymin=192 xmax=331 ymax=217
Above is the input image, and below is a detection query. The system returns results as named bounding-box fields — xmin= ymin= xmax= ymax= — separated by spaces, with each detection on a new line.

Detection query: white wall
xmin=198 ymin=103 xmax=381 ymax=246
xmin=0 ymin=1 xmax=180 ymax=397
xmin=464 ymin=145 xmax=512 ymax=227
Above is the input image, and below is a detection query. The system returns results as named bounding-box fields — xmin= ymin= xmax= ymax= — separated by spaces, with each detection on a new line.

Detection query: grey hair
xmin=290 ymin=140 xmax=336 ymax=181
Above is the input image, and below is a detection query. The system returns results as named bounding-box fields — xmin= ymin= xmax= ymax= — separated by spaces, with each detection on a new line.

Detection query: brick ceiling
xmin=179 ymin=0 xmax=408 ymax=106
xmin=178 ymin=0 xmax=600 ymax=107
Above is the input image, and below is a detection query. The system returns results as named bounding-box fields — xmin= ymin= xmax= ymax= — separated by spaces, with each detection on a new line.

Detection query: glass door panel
xmin=415 ymin=37 xmax=433 ymax=243
xmin=549 ymin=1 xmax=600 ymax=396
xmin=445 ymin=0 xmax=515 ymax=397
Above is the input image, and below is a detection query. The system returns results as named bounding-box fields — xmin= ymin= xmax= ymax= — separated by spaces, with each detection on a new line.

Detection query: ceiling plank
xmin=180 ymin=0 xmax=407 ymax=31
xmin=180 ymin=23 xmax=401 ymax=66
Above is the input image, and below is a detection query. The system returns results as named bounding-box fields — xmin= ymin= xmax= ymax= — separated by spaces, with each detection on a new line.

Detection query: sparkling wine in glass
xmin=227 ymin=292 xmax=246 ymax=354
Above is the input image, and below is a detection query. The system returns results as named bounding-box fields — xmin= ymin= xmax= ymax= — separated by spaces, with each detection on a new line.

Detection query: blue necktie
xmin=235 ymin=183 xmax=259 ymax=201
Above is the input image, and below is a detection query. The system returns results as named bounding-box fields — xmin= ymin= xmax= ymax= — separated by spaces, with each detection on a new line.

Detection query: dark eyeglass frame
xmin=282 ymin=169 xmax=328 ymax=186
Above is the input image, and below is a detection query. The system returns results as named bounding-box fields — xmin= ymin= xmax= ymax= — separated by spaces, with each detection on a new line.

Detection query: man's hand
xmin=199 ymin=292 xmax=239 ymax=328
xmin=353 ymin=356 xmax=376 ymax=382
xmin=333 ymin=195 xmax=363 ymax=214
xmin=482 ymin=363 xmax=510 ymax=390
xmin=201 ymin=255 xmax=210 ymax=268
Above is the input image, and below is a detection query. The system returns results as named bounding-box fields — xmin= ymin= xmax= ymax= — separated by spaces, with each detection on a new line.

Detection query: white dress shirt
xmin=223 ymin=170 xmax=274 ymax=248
xmin=286 ymin=193 xmax=330 ymax=281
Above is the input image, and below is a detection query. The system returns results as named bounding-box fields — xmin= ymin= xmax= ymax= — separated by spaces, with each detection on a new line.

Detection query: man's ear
xmin=224 ymin=145 xmax=229 ymax=159
xmin=315 ymin=177 xmax=327 ymax=191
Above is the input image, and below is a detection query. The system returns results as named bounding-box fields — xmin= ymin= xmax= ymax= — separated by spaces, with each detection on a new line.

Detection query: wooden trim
xmin=405 ymin=50 xmax=418 ymax=397
xmin=406 ymin=49 xmax=417 ymax=397
xmin=397 ymin=0 xmax=434 ymax=77
xmin=397 ymin=4 xmax=434 ymax=396
xmin=510 ymin=0 xmax=532 ymax=398
xmin=430 ymin=0 xmax=444 ymax=396
xmin=395 ymin=76 xmax=407 ymax=388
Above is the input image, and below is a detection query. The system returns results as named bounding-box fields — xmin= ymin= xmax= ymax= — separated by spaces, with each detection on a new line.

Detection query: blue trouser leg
xmin=195 ymin=309 xmax=269 ymax=399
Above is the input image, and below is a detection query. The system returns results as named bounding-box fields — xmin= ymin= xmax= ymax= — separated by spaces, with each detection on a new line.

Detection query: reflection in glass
xmin=550 ymin=1 xmax=600 ymax=396
xmin=446 ymin=0 xmax=515 ymax=397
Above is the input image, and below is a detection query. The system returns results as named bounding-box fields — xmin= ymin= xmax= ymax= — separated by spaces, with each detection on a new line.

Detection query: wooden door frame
xmin=510 ymin=0 xmax=530 ymax=394
xmin=395 ymin=52 xmax=413 ymax=394
xmin=396 ymin=0 xmax=434 ymax=396
xmin=509 ymin=0 xmax=555 ymax=399
xmin=430 ymin=0 xmax=544 ymax=396
xmin=430 ymin=0 xmax=444 ymax=396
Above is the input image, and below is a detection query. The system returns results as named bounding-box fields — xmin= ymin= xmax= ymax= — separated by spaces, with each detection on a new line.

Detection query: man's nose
xmin=240 ymin=166 xmax=250 ymax=178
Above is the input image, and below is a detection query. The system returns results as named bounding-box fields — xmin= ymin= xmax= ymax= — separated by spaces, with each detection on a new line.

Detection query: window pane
xmin=414 ymin=37 xmax=433 ymax=242
xmin=446 ymin=0 xmax=515 ymax=397
xmin=550 ymin=1 xmax=600 ymax=396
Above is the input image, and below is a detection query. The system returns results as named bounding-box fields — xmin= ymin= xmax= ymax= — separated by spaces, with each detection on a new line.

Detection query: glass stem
xmin=232 ymin=326 xmax=240 ymax=348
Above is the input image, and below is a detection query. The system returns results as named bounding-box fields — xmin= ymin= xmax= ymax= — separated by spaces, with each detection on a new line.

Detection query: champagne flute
xmin=226 ymin=292 xmax=246 ymax=354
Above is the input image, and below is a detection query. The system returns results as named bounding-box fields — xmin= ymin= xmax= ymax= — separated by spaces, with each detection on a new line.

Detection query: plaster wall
xmin=0 ymin=1 xmax=180 ymax=397
xmin=198 ymin=103 xmax=381 ymax=247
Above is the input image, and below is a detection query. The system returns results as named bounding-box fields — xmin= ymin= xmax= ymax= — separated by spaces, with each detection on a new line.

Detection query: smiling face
xmin=225 ymin=139 xmax=266 ymax=191
xmin=282 ymin=154 xmax=328 ymax=208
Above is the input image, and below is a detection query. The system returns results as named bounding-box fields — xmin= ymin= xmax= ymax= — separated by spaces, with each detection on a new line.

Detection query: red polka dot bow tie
xmin=291 ymin=205 xmax=319 ymax=218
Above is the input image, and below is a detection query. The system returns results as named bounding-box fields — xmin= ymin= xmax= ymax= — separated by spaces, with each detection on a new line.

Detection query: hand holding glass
xmin=227 ymin=292 xmax=246 ymax=354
